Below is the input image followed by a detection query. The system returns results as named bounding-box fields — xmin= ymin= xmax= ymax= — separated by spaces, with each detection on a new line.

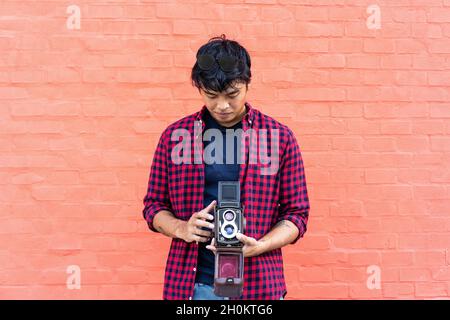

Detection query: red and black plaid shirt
xmin=142 ymin=101 xmax=310 ymax=300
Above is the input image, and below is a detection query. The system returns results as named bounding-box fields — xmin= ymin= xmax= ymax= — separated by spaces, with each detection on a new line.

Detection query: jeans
xmin=193 ymin=283 xmax=229 ymax=300
xmin=192 ymin=282 xmax=284 ymax=300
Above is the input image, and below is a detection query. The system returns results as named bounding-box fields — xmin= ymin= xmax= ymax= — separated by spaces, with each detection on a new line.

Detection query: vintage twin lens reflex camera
xmin=213 ymin=181 xmax=246 ymax=298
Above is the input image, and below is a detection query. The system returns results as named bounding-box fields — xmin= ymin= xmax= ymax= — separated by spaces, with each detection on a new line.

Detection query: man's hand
xmin=176 ymin=200 xmax=216 ymax=243
xmin=206 ymin=232 xmax=267 ymax=258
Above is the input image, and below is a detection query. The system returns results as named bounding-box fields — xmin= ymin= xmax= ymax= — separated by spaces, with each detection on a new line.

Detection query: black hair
xmin=191 ymin=34 xmax=252 ymax=94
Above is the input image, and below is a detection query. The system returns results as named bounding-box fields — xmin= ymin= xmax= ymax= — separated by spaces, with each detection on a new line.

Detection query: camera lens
xmin=224 ymin=210 xmax=235 ymax=221
xmin=225 ymin=225 xmax=234 ymax=235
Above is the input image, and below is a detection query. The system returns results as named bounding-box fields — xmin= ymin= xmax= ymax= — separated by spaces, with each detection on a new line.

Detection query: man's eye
xmin=206 ymin=93 xmax=238 ymax=98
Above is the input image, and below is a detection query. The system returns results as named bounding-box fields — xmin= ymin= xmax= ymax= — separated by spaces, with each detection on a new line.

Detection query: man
xmin=142 ymin=34 xmax=310 ymax=300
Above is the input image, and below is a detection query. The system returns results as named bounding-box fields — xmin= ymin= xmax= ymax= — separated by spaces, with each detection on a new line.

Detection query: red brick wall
xmin=1 ymin=0 xmax=449 ymax=299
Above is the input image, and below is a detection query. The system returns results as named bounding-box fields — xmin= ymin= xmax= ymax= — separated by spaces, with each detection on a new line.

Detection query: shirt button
xmin=189 ymin=296 xmax=192 ymax=300
xmin=193 ymin=267 xmax=196 ymax=272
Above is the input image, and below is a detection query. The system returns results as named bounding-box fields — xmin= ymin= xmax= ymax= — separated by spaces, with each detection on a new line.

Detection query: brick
xmin=123 ymin=5 xmax=155 ymax=18
xmin=297 ymin=267 xmax=332 ymax=281
xmin=311 ymin=54 xmax=346 ymax=68
xmin=396 ymin=136 xmax=429 ymax=152
xmin=430 ymin=104 xmax=450 ymax=118
xmin=333 ymin=235 xmax=367 ymax=249
xmin=383 ymin=283 xmax=415 ymax=298
xmin=430 ymin=168 xmax=450 ymax=183
xmin=412 ymin=120 xmax=445 ymax=134
xmin=173 ymin=20 xmax=205 ymax=35
xmin=381 ymin=55 xmax=412 ymax=69
xmin=396 ymin=71 xmax=427 ymax=86
xmin=364 ymin=70 xmax=396 ymax=85
xmin=400 ymin=268 xmax=432 ymax=282
xmin=348 ymin=252 xmax=381 ymax=266
xmin=427 ymin=8 xmax=450 ymax=23
xmin=431 ymin=267 xmax=450 ymax=281
xmin=279 ymin=88 xmax=346 ymax=101
xmin=331 ymin=169 xmax=364 ymax=183
xmin=347 ymin=87 xmax=380 ymax=101
xmin=428 ymin=235 xmax=450 ymax=249
xmin=87 ymin=5 xmax=123 ymax=18
xmin=242 ymin=23 xmax=275 ymax=37
xmin=347 ymin=218 xmax=381 ymax=233
xmin=226 ymin=7 xmax=260 ymax=21
xmin=363 ymin=137 xmax=396 ymax=152
xmin=349 ymin=284 xmax=383 ymax=298
xmin=382 ymin=252 xmax=414 ymax=266
xmin=415 ymin=251 xmax=446 ymax=266
xmin=347 ymin=55 xmax=380 ymax=69
xmin=366 ymin=234 xmax=398 ymax=249
xmin=413 ymin=186 xmax=447 ymax=199
xmin=293 ymin=284 xmax=349 ymax=299
xmin=292 ymin=69 xmax=328 ymax=85
xmin=398 ymin=234 xmax=429 ymax=249
xmin=413 ymin=23 xmax=442 ymax=38
xmin=330 ymin=201 xmax=364 ymax=217
xmin=297 ymin=235 xmax=331 ymax=250
xmin=366 ymin=103 xmax=428 ymax=118
xmin=415 ymin=283 xmax=448 ymax=297
xmin=298 ymin=136 xmax=332 ymax=151
xmin=395 ymin=39 xmax=428 ymax=54
xmin=365 ymin=169 xmax=398 ymax=184
xmin=155 ymin=3 xmax=195 ymax=18
xmin=103 ymin=21 xmax=136 ymax=35
xmin=295 ymin=6 xmax=328 ymax=21
xmin=290 ymin=252 xmax=348 ymax=266
xmin=380 ymin=186 xmax=413 ymax=200
xmin=312 ymin=184 xmax=347 ymax=200
xmin=278 ymin=22 xmax=343 ymax=37
xmin=364 ymin=39 xmax=395 ymax=53
xmin=311 ymin=217 xmax=348 ymax=233
xmin=365 ymin=201 xmax=398 ymax=216
xmin=332 ymin=267 xmax=366 ymax=282
xmin=347 ymin=120 xmax=380 ymax=135
xmin=31 ymin=186 xmax=66 ymax=201
xmin=398 ymin=169 xmax=431 ymax=184
xmin=346 ymin=184 xmax=383 ymax=200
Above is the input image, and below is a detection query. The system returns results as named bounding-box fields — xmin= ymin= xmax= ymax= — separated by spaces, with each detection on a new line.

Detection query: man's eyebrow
xmin=205 ymin=89 xmax=240 ymax=95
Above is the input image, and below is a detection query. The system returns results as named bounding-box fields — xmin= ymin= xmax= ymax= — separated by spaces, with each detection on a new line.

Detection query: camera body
xmin=215 ymin=208 xmax=244 ymax=247
xmin=213 ymin=181 xmax=246 ymax=298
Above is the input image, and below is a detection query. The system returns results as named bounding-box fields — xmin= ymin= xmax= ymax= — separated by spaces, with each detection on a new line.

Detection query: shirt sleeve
xmin=142 ymin=129 xmax=172 ymax=233
xmin=277 ymin=128 xmax=310 ymax=244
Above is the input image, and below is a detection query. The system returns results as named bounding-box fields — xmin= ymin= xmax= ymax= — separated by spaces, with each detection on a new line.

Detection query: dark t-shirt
xmin=195 ymin=109 xmax=242 ymax=285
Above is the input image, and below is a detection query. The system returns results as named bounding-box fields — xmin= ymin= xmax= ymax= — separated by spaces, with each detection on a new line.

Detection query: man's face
xmin=199 ymin=81 xmax=248 ymax=127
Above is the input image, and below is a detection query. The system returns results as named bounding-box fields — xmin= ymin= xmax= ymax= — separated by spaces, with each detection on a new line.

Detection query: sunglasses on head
xmin=196 ymin=54 xmax=241 ymax=72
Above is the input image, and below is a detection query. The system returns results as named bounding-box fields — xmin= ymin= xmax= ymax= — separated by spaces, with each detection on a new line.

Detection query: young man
xmin=142 ymin=34 xmax=310 ymax=300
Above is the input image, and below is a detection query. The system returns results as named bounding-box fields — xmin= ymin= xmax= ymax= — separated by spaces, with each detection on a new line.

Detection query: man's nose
xmin=217 ymin=101 xmax=230 ymax=111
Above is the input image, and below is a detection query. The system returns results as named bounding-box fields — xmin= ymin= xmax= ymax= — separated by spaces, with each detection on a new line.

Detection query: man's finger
xmin=206 ymin=239 xmax=216 ymax=253
xmin=202 ymin=200 xmax=216 ymax=214
xmin=237 ymin=233 xmax=257 ymax=245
